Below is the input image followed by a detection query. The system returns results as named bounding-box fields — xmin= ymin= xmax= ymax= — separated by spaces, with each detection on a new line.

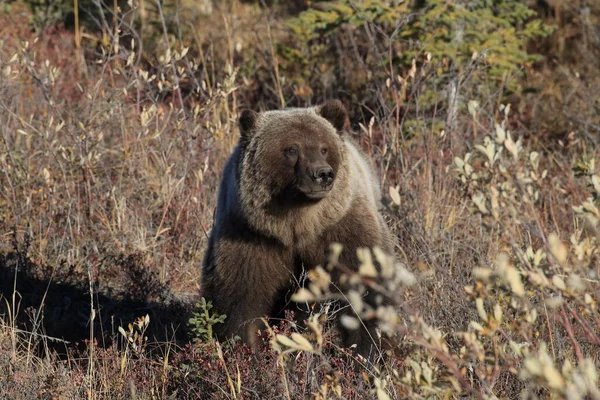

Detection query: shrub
xmin=188 ymin=297 xmax=227 ymax=342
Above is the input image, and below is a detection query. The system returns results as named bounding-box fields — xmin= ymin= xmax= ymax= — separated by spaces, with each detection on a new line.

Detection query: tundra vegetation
xmin=0 ymin=0 xmax=599 ymax=399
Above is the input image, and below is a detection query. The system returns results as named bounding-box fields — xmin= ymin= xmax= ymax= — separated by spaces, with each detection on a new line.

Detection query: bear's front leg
xmin=336 ymin=249 xmax=388 ymax=362
xmin=201 ymin=235 xmax=293 ymax=350
xmin=326 ymin=206 xmax=395 ymax=361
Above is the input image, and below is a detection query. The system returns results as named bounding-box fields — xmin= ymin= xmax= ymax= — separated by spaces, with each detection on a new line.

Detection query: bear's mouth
xmin=284 ymin=184 xmax=333 ymax=202
xmin=302 ymin=190 xmax=331 ymax=200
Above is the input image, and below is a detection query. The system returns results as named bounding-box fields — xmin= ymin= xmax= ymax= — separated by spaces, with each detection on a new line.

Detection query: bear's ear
xmin=239 ymin=109 xmax=259 ymax=139
xmin=317 ymin=100 xmax=348 ymax=132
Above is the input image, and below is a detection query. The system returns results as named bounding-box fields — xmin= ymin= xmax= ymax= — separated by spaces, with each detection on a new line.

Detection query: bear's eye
xmin=321 ymin=147 xmax=328 ymax=156
xmin=285 ymin=147 xmax=298 ymax=157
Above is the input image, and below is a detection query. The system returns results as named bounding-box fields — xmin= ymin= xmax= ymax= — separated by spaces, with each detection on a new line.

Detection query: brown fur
xmin=201 ymin=100 xmax=395 ymax=356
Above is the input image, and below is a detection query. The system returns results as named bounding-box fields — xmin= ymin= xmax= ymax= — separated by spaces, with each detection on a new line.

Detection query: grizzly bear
xmin=201 ymin=100 xmax=395 ymax=358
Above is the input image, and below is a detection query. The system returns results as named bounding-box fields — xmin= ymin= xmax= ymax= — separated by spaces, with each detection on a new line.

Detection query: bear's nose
xmin=314 ymin=167 xmax=335 ymax=185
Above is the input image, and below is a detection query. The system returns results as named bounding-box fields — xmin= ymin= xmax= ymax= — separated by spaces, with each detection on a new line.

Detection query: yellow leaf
xmin=291 ymin=288 xmax=315 ymax=302
xmin=552 ymin=275 xmax=566 ymax=291
xmin=389 ymin=185 xmax=401 ymax=206
xmin=476 ymin=298 xmax=488 ymax=322
xmin=290 ymin=333 xmax=313 ymax=352
xmin=548 ymin=233 xmax=567 ymax=265
xmin=275 ymin=334 xmax=298 ymax=350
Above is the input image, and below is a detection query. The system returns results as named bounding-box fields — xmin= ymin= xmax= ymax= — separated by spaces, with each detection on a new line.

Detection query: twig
xmin=155 ymin=0 xmax=186 ymax=118
xmin=87 ymin=264 xmax=96 ymax=400
xmin=0 ymin=323 xmax=71 ymax=344
xmin=561 ymin=305 xmax=583 ymax=361
xmin=261 ymin=1 xmax=285 ymax=108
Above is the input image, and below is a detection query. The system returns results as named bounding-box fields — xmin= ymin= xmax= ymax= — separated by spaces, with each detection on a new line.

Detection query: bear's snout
xmin=295 ymin=161 xmax=335 ymax=200
xmin=313 ymin=166 xmax=335 ymax=186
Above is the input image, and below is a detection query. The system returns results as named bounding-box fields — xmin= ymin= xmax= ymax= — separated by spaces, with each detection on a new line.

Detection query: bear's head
xmin=239 ymin=100 xmax=349 ymax=203
xmin=237 ymin=100 xmax=355 ymax=245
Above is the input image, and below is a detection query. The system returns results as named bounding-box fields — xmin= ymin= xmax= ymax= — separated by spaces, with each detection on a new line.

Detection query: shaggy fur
xmin=201 ymin=100 xmax=395 ymax=356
